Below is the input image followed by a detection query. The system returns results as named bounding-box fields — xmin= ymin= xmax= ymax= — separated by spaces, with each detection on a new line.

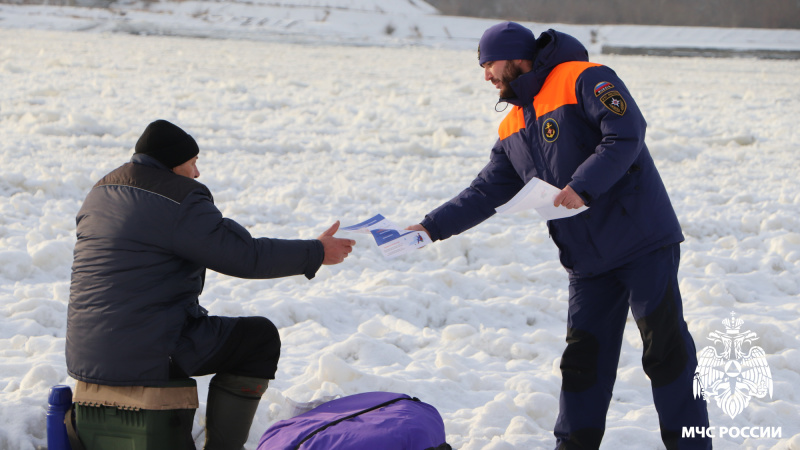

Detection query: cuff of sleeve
xmin=304 ymin=239 xmax=325 ymax=280
xmin=578 ymin=190 xmax=593 ymax=206
xmin=420 ymin=216 xmax=442 ymax=242
xmin=569 ymin=182 xmax=593 ymax=207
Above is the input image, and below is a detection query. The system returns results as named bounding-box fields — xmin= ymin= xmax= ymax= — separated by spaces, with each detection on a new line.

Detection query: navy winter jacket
xmin=67 ymin=154 xmax=324 ymax=385
xmin=421 ymin=30 xmax=683 ymax=277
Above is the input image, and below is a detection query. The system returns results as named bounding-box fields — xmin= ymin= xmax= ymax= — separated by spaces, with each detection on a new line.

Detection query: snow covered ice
xmin=1 ymin=1 xmax=799 ymax=449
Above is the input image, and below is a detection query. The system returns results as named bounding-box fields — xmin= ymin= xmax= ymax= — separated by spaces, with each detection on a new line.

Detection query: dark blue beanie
xmin=478 ymin=22 xmax=538 ymax=67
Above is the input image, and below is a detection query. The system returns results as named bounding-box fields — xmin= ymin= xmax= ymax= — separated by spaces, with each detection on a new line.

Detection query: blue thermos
xmin=47 ymin=385 xmax=73 ymax=450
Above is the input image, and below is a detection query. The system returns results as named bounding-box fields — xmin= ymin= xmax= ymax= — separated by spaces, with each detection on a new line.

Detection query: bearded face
xmin=498 ymin=61 xmax=525 ymax=99
xmin=484 ymin=60 xmax=526 ymax=99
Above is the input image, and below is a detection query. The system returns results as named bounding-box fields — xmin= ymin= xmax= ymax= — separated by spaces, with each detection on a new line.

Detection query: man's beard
xmin=498 ymin=62 xmax=524 ymax=99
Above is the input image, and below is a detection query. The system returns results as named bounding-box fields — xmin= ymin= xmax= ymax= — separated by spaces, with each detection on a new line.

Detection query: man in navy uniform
xmin=408 ymin=22 xmax=710 ymax=449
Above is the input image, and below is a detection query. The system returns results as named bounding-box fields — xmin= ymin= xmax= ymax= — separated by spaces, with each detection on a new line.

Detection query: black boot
xmin=204 ymin=373 xmax=269 ymax=450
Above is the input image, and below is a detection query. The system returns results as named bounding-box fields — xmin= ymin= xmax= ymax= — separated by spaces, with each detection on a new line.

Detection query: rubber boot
xmin=204 ymin=373 xmax=269 ymax=450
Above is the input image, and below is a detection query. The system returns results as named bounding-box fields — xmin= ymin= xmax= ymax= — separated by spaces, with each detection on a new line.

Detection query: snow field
xmin=1 ymin=26 xmax=799 ymax=449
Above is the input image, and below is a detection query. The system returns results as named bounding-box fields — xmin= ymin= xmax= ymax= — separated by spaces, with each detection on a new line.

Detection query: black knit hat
xmin=134 ymin=120 xmax=199 ymax=168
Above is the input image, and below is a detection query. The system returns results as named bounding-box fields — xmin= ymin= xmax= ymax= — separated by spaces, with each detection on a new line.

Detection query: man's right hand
xmin=405 ymin=224 xmax=431 ymax=240
xmin=317 ymin=221 xmax=355 ymax=265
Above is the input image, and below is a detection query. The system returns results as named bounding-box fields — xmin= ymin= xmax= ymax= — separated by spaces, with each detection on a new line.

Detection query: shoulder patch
xmin=593 ymin=81 xmax=614 ymax=97
xmin=599 ymin=91 xmax=627 ymax=116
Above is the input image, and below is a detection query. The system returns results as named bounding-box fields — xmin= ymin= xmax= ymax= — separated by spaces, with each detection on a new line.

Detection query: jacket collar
xmin=497 ymin=29 xmax=590 ymax=108
xmin=131 ymin=153 xmax=171 ymax=171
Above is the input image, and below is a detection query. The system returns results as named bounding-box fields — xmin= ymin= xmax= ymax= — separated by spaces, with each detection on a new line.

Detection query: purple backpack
xmin=258 ymin=392 xmax=451 ymax=450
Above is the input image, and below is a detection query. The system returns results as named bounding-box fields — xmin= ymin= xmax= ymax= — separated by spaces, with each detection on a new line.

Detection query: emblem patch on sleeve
xmin=594 ymin=81 xmax=614 ymax=97
xmin=599 ymin=91 xmax=627 ymax=115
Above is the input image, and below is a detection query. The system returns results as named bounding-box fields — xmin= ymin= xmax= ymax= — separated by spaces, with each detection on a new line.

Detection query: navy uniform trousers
xmin=553 ymin=244 xmax=711 ymax=450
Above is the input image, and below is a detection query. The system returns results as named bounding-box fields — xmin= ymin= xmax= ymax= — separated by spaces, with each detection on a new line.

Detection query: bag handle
xmin=64 ymin=405 xmax=87 ymax=450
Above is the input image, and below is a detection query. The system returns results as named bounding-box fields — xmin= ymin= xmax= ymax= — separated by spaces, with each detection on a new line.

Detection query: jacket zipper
xmin=294 ymin=396 xmax=419 ymax=449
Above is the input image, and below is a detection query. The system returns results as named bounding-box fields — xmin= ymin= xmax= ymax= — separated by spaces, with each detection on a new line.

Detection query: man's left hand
xmin=317 ymin=221 xmax=355 ymax=265
xmin=553 ymin=185 xmax=585 ymax=209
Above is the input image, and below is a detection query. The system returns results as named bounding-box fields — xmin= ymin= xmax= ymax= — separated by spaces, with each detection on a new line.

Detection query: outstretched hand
xmin=405 ymin=223 xmax=430 ymax=240
xmin=553 ymin=185 xmax=585 ymax=209
xmin=317 ymin=221 xmax=355 ymax=265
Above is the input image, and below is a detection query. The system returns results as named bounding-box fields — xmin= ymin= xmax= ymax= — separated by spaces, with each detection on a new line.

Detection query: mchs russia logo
xmin=693 ymin=312 xmax=773 ymax=419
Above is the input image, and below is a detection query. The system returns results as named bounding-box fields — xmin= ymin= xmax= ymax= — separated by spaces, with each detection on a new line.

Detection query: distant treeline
xmin=425 ymin=0 xmax=800 ymax=29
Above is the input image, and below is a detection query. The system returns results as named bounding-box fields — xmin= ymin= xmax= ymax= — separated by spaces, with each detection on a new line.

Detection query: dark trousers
xmin=170 ymin=316 xmax=281 ymax=380
xmin=554 ymin=244 xmax=710 ymax=450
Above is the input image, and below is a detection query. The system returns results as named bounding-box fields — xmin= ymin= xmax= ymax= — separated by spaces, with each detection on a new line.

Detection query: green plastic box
xmin=74 ymin=378 xmax=197 ymax=450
